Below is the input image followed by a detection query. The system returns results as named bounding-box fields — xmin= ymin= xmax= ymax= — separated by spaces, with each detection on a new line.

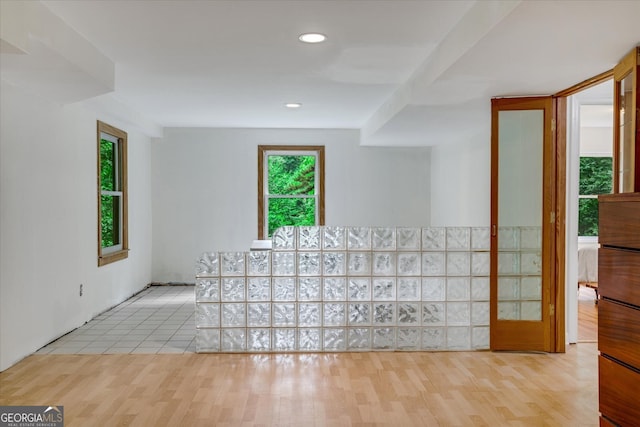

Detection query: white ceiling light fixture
xmin=298 ymin=33 xmax=326 ymax=43
xmin=285 ymin=103 xmax=302 ymax=108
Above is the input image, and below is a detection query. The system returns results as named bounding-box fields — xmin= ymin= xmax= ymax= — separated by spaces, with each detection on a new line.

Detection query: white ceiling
xmin=3 ymin=0 xmax=640 ymax=146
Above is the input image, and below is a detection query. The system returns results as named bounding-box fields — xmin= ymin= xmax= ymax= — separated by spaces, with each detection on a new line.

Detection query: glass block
xmin=472 ymin=326 xmax=490 ymax=350
xmin=373 ymin=303 xmax=395 ymax=324
xmin=471 ymin=252 xmax=490 ymax=276
xmin=348 ymin=278 xmax=371 ymax=301
xmin=298 ymin=303 xmax=321 ymax=326
xmin=220 ymin=252 xmax=245 ymax=276
xmin=471 ymin=277 xmax=490 ymax=301
xmin=323 ymin=328 xmax=346 ymax=351
xmin=471 ymin=302 xmax=490 ymax=326
xmin=398 ymin=278 xmax=420 ymax=301
xmin=398 ymin=303 xmax=419 ymax=324
xmin=298 ymin=226 xmax=321 ymax=250
xmin=422 ymin=277 xmax=445 ymax=301
xmin=298 ymin=277 xmax=321 ymax=301
xmin=323 ymin=252 xmax=346 ymax=276
xmin=498 ymin=302 xmax=519 ymax=320
xmin=348 ymin=227 xmax=371 ymax=250
xmin=397 ymin=227 xmax=421 ymax=250
xmin=196 ymin=303 xmax=219 ymax=328
xmin=323 ymin=277 xmax=346 ymax=301
xmin=248 ymin=329 xmax=270 ymax=351
xmin=323 ymin=303 xmax=346 ymax=326
xmin=397 ymin=253 xmax=420 ymax=276
xmin=273 ymin=328 xmax=295 ymax=351
xmin=521 ymin=252 xmax=542 ymax=275
xmin=248 ymin=277 xmax=270 ymax=301
xmin=221 ymin=278 xmax=245 ymax=302
xmin=195 ymin=278 xmax=219 ymax=302
xmin=273 ymin=277 xmax=296 ymax=301
xmin=372 ymin=278 xmax=395 ymax=301
xmin=498 ymin=252 xmax=519 ymax=275
xmin=323 ymin=226 xmax=346 ymax=250
xmin=446 ymin=277 xmax=470 ymax=301
xmin=196 ymin=329 xmax=220 ymax=352
xmin=372 ymin=227 xmax=396 ymax=250
xmin=195 ymin=252 xmax=219 ymax=277
xmin=421 ymin=327 xmax=445 ymax=350
xmin=521 ymin=301 xmax=542 ymax=321
xmin=298 ymin=328 xmax=321 ymax=351
xmin=348 ymin=328 xmax=371 ymax=350
xmin=298 ymin=252 xmax=321 ymax=276
xmin=446 ymin=302 xmax=470 ymax=326
xmin=373 ymin=253 xmax=396 ymax=276
xmin=520 ymin=226 xmax=541 ymax=250
xmin=348 ymin=252 xmax=371 ymax=276
xmin=222 ymin=303 xmax=245 ymax=327
xmin=446 ymin=227 xmax=470 ymax=251
xmin=422 ymin=252 xmax=445 ymax=276
xmin=498 ymin=227 xmax=519 ymax=250
xmin=498 ymin=278 xmax=520 ymax=300
xmin=247 ymin=251 xmax=271 ymax=276
xmin=471 ymin=227 xmax=491 ymax=251
xmin=446 ymin=252 xmax=470 ymax=276
xmin=447 ymin=326 xmax=470 ymax=350
xmin=397 ymin=328 xmax=420 ymax=350
xmin=348 ymin=303 xmax=371 ymax=325
xmin=273 ymin=303 xmax=296 ymax=326
xmin=272 ymin=252 xmax=295 ymax=276
xmin=372 ymin=328 xmax=395 ymax=349
xmin=221 ymin=329 xmax=246 ymax=351
xmin=272 ymin=226 xmax=295 ymax=250
xmin=422 ymin=227 xmax=445 ymax=251
xmin=521 ymin=277 xmax=542 ymax=300
xmin=247 ymin=303 xmax=271 ymax=327
xmin=422 ymin=302 xmax=445 ymax=325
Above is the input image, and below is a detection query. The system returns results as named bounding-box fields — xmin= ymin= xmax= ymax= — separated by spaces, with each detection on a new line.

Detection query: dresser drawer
xmin=598 ymin=300 xmax=640 ymax=368
xmin=598 ymin=248 xmax=640 ymax=307
xmin=599 ymin=355 xmax=640 ymax=426
xmin=599 ymin=194 xmax=640 ymax=249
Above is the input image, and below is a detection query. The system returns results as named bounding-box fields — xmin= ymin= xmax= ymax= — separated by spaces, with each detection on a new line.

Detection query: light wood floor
xmin=578 ymin=286 xmax=598 ymax=343
xmin=0 ymin=345 xmax=599 ymax=426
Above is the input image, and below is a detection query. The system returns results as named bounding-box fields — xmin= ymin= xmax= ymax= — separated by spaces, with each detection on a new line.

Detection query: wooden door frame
xmin=490 ymin=96 xmax=560 ymax=352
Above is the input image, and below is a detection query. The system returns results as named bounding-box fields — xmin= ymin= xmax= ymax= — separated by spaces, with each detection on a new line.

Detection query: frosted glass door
xmin=490 ymin=96 xmax=554 ymax=352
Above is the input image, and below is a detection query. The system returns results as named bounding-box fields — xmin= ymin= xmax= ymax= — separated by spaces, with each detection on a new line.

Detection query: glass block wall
xmin=195 ymin=226 xmax=540 ymax=352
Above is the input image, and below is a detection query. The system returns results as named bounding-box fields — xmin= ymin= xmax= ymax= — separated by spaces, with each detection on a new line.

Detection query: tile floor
xmin=36 ymin=285 xmax=195 ymax=355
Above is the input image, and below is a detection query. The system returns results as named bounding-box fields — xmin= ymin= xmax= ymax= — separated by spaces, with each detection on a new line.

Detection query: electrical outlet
xmin=79 ymin=283 xmax=83 ymax=297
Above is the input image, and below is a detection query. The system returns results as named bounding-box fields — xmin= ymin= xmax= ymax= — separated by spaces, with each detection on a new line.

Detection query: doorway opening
xmin=565 ymin=79 xmax=613 ymax=343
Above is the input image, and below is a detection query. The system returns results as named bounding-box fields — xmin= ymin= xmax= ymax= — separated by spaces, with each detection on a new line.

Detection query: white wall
xmin=0 ymin=81 xmax=153 ymax=371
xmin=430 ymin=137 xmax=491 ymax=226
xmin=151 ymin=128 xmax=431 ymax=283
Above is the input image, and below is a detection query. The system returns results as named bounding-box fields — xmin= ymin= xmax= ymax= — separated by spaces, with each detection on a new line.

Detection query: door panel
xmin=490 ymin=97 xmax=555 ymax=351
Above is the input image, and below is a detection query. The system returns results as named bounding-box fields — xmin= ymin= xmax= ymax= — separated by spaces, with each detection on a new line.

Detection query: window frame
xmin=257 ymin=145 xmax=325 ymax=239
xmin=578 ymin=155 xmax=613 ymax=239
xmin=97 ymin=120 xmax=129 ymax=266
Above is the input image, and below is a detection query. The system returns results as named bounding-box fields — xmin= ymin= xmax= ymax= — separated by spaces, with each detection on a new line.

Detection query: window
xmin=258 ymin=145 xmax=325 ymax=239
xmin=97 ymin=121 xmax=128 ymax=266
xmin=578 ymin=156 xmax=612 ymax=236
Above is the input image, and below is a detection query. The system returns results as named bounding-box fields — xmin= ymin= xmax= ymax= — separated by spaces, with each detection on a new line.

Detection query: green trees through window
xmin=258 ymin=146 xmax=325 ymax=239
xmin=267 ymin=154 xmax=316 ymax=237
xmin=97 ymin=121 xmax=128 ymax=266
xmin=100 ymin=138 xmax=120 ymax=248
xmin=578 ymin=157 xmax=612 ymax=236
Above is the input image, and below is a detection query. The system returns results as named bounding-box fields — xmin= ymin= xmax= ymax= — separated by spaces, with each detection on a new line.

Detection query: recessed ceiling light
xmin=299 ymin=33 xmax=326 ymax=43
xmin=285 ymin=103 xmax=302 ymax=109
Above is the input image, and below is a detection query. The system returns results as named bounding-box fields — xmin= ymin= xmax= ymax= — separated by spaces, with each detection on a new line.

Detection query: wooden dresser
xmin=598 ymin=192 xmax=640 ymax=426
